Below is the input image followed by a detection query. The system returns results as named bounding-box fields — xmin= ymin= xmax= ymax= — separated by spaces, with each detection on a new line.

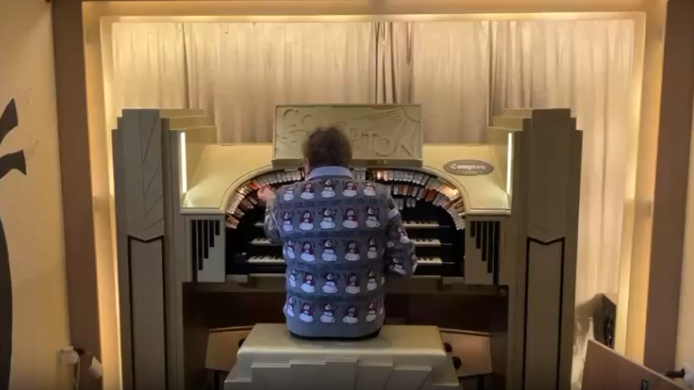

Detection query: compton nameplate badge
xmin=273 ymin=105 xmax=423 ymax=167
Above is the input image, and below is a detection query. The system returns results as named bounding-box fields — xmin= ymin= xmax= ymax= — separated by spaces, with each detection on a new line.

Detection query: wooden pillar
xmin=52 ymin=0 xmax=102 ymax=389
xmin=644 ymin=0 xmax=694 ymax=374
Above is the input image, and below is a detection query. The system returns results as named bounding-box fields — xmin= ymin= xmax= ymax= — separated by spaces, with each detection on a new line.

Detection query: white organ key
xmin=411 ymin=238 xmax=442 ymax=247
xmin=250 ymin=238 xmax=274 ymax=246
xmin=403 ymin=221 xmax=439 ymax=228
xmin=417 ymin=257 xmax=443 ymax=265
xmin=248 ymin=256 xmax=284 ymax=264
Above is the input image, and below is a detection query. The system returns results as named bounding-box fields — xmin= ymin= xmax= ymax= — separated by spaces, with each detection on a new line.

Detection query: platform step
xmin=169 ymin=115 xmax=213 ymax=129
xmin=160 ymin=108 xmax=206 ymax=117
xmin=502 ymin=108 xmax=533 ymax=118
xmin=492 ymin=116 xmax=527 ymax=130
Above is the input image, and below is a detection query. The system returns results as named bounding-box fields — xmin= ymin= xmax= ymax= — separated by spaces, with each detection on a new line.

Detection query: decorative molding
xmin=274 ymin=105 xmax=423 ymax=166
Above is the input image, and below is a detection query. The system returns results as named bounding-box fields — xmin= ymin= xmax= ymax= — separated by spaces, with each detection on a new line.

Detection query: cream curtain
xmin=112 ymin=23 xmax=187 ymax=111
xmin=185 ymin=23 xmax=377 ymax=142
xmin=374 ymin=22 xmax=413 ymax=104
xmin=410 ymin=22 xmax=491 ymax=143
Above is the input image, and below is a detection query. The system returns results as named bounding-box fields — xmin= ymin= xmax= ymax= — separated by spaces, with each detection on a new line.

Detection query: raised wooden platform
xmin=224 ymin=324 xmax=461 ymax=390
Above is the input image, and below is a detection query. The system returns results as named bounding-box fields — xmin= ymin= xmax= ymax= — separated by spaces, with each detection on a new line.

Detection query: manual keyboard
xmin=411 ymin=238 xmax=442 ymax=247
xmin=247 ymin=256 xmax=284 ymax=264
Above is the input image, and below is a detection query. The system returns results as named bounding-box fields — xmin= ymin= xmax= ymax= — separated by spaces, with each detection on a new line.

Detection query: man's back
xmin=264 ymin=170 xmax=416 ymax=339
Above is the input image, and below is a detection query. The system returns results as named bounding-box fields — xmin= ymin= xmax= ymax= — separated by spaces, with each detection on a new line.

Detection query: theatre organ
xmin=113 ymin=105 xmax=582 ymax=390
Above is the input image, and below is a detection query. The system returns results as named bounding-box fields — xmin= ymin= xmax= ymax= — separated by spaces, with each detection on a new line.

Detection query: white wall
xmin=0 ymin=0 xmax=71 ymax=388
xmin=677 ymin=86 xmax=694 ymax=374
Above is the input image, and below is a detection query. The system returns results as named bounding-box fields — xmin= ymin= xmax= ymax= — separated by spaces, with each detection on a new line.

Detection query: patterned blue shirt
xmin=263 ymin=166 xmax=417 ymax=338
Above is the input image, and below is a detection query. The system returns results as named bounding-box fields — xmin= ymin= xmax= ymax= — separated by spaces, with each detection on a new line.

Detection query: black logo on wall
xmin=0 ymin=99 xmax=28 ymax=390
xmin=443 ymin=159 xmax=494 ymax=176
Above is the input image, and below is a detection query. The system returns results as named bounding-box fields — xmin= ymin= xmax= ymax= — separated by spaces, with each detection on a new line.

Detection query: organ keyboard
xmin=224 ymin=167 xmax=466 ymax=277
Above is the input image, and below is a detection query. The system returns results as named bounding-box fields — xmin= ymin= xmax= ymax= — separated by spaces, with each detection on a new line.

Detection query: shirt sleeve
xmin=263 ymin=199 xmax=282 ymax=244
xmin=383 ymin=195 xmax=417 ymax=277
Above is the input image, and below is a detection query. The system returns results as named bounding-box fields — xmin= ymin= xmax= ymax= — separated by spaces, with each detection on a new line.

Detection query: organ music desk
xmin=112 ymin=105 xmax=582 ymax=390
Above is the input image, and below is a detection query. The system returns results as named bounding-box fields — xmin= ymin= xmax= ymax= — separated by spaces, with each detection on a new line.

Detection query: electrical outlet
xmin=684 ymin=364 xmax=694 ymax=389
xmin=88 ymin=357 xmax=103 ymax=379
xmin=59 ymin=347 xmax=79 ymax=366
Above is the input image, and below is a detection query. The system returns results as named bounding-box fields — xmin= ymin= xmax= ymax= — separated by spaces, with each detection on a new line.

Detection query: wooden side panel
xmin=114 ymin=109 xmax=169 ymax=390
xmin=120 ymin=109 xmax=165 ymax=241
xmin=465 ymin=219 xmax=502 ymax=285
xmin=523 ymin=239 xmax=563 ymax=390
xmin=504 ymin=109 xmax=582 ymax=390
xmin=130 ymin=238 xmax=168 ymax=389
xmin=583 ymin=341 xmax=684 ymax=390
xmin=188 ymin=218 xmax=226 ymax=283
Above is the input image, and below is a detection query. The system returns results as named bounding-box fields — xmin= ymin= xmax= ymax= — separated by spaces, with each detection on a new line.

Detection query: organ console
xmin=113 ymin=105 xmax=582 ymax=390
xmin=224 ymin=166 xmax=465 ymax=277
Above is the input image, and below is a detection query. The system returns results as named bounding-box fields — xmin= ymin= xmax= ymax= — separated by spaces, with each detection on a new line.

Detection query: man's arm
xmin=259 ymin=187 xmax=282 ymax=244
xmin=383 ymin=195 xmax=417 ymax=277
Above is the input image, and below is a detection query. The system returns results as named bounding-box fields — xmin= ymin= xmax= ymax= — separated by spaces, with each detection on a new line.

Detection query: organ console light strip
xmin=180 ymin=132 xmax=188 ymax=194
xmin=507 ymin=132 xmax=513 ymax=195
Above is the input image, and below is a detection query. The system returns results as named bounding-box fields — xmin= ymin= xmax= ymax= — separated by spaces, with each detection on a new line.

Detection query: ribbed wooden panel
xmin=118 ymin=109 xmax=165 ymax=240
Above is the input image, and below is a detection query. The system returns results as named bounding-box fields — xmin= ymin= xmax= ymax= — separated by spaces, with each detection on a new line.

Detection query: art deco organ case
xmin=112 ymin=104 xmax=582 ymax=390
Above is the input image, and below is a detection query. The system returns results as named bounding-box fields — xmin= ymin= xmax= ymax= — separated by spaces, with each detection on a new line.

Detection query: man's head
xmin=302 ymin=126 xmax=352 ymax=172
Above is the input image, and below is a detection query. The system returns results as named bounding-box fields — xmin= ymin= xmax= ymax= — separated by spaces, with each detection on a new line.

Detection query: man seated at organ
xmin=258 ymin=126 xmax=418 ymax=339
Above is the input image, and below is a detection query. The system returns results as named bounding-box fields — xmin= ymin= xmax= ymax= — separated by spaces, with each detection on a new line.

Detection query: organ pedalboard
xmin=224 ymin=168 xmax=466 ymax=277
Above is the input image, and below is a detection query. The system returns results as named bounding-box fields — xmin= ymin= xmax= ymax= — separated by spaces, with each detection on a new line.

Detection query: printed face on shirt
xmin=348 ymin=273 xmax=358 ymax=285
xmin=322 ymin=208 xmax=334 ymax=218
xmin=323 ymin=239 xmax=334 ymax=249
xmin=302 ymin=303 xmax=311 ymax=312
xmin=302 ymin=242 xmax=313 ymax=252
xmin=323 ymin=179 xmax=334 ymax=188
xmin=304 ymin=273 xmax=314 ymax=283
xmin=366 ymin=206 xmax=377 ymax=216
xmin=283 ymin=211 xmax=292 ymax=220
xmin=325 ymin=272 xmax=336 ymax=281
xmin=304 ymin=183 xmax=314 ymax=192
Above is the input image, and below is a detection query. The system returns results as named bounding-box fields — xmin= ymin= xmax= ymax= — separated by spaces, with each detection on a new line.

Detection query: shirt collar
xmin=307 ymin=166 xmax=353 ymax=180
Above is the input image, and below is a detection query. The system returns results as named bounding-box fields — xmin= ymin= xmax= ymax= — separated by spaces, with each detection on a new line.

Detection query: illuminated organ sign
xmin=443 ymin=160 xmax=494 ymax=176
xmin=273 ymin=105 xmax=423 ymax=166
